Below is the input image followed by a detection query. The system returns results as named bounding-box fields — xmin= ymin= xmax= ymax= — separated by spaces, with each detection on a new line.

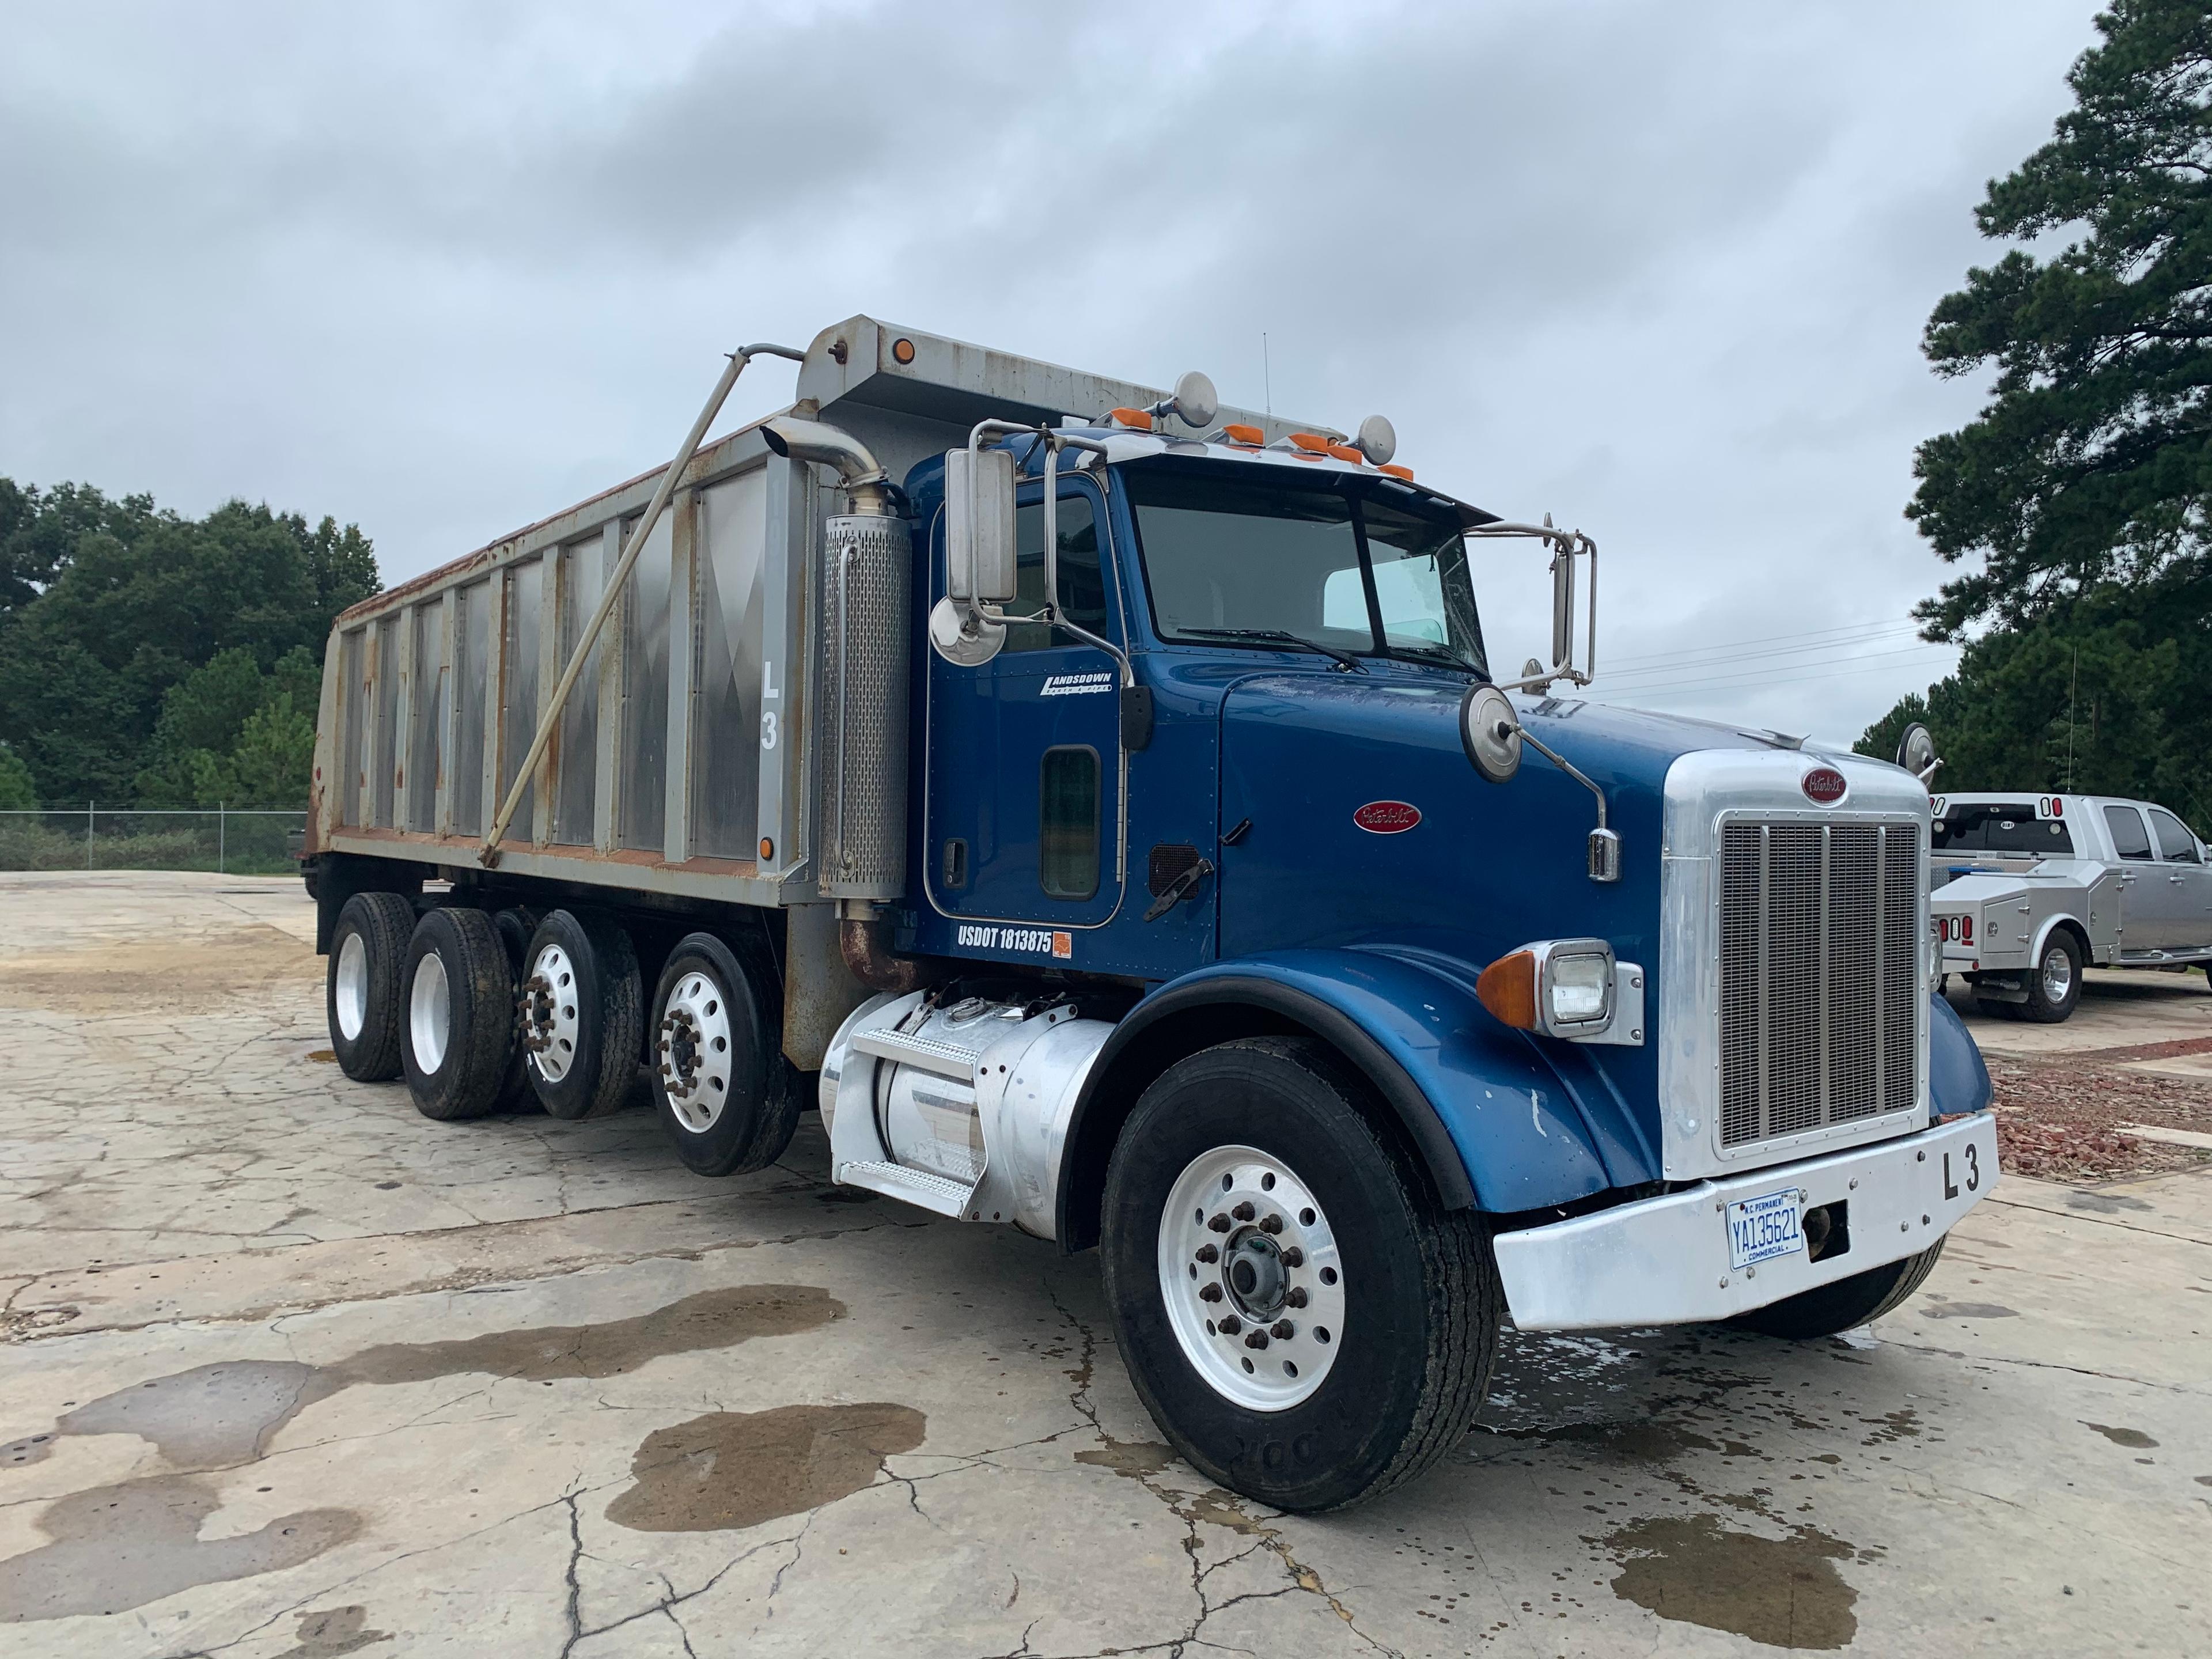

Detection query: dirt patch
xmin=0 ymin=1474 xmax=358 ymax=1623
xmin=605 ymin=1403 xmax=927 ymax=1532
xmin=1987 ymin=1056 xmax=2212 ymax=1181
xmin=1604 ymin=1513 xmax=1857 ymax=1649
xmin=0 ymin=925 xmax=321 ymax=1012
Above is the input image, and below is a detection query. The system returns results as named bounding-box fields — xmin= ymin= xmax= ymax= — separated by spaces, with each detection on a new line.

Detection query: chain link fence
xmin=0 ymin=808 xmax=308 ymax=875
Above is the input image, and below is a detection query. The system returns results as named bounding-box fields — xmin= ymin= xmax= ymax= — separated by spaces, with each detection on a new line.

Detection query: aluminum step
xmin=851 ymin=1027 xmax=983 ymax=1081
xmin=833 ymin=1159 xmax=978 ymax=1218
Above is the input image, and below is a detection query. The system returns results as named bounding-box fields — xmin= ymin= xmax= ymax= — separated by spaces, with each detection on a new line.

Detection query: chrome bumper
xmin=1493 ymin=1113 xmax=1998 ymax=1332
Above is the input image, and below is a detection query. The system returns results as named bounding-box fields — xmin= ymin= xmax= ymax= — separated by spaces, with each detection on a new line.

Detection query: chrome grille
xmin=1718 ymin=820 xmax=1919 ymax=1149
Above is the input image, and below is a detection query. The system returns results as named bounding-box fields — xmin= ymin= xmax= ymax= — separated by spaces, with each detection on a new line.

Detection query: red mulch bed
xmin=1986 ymin=1051 xmax=2212 ymax=1183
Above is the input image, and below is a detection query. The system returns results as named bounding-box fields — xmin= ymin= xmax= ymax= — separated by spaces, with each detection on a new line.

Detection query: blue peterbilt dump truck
xmin=306 ymin=319 xmax=1997 ymax=1510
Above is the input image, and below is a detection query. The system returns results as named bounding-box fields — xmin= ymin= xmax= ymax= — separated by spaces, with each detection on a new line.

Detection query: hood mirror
xmin=1895 ymin=721 xmax=1942 ymax=785
xmin=1460 ymin=684 xmax=1522 ymax=784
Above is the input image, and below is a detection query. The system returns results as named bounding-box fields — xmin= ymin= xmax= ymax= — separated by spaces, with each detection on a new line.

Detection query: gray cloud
xmin=0 ymin=0 xmax=2101 ymax=741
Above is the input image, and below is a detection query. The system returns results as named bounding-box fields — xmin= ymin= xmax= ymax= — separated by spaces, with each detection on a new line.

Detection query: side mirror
xmin=944 ymin=446 xmax=1016 ymax=605
xmin=1550 ymin=543 xmax=1575 ymax=674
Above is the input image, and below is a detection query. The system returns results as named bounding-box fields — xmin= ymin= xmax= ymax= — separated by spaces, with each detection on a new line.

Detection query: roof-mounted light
xmin=1220 ymin=422 xmax=1264 ymax=447
xmin=1378 ymin=463 xmax=1414 ymax=481
xmin=1324 ymin=442 xmax=1365 ymax=465
xmin=1106 ymin=407 xmax=1154 ymax=430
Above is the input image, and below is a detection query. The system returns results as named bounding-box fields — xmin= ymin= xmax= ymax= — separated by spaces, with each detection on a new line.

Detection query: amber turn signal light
xmin=1475 ymin=950 xmax=1539 ymax=1029
xmin=1221 ymin=423 xmax=1264 ymax=446
xmin=759 ymin=837 xmax=774 ymax=860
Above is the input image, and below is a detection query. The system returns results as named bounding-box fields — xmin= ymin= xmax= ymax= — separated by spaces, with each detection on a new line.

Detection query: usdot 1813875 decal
xmin=956 ymin=923 xmax=1073 ymax=960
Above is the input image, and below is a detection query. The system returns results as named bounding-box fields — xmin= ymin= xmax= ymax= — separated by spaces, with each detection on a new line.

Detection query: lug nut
xmin=1209 ymin=1214 xmax=1232 ymax=1233
xmin=1231 ymin=1200 xmax=1256 ymax=1222
xmin=1286 ymin=1286 xmax=1308 ymax=1308
xmin=1244 ymin=1330 xmax=1269 ymax=1350
xmin=1199 ymin=1283 xmax=1223 ymax=1303
xmin=1195 ymin=1244 xmax=1219 ymax=1264
xmin=1281 ymin=1247 xmax=1305 ymax=1268
xmin=1217 ymin=1314 xmax=1241 ymax=1335
xmin=1272 ymin=1320 xmax=1294 ymax=1340
xmin=1259 ymin=1213 xmax=1283 ymax=1234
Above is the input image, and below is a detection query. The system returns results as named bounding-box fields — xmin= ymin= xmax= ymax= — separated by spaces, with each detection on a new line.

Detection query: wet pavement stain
xmin=1919 ymin=1301 xmax=2020 ymax=1319
xmin=0 ymin=1474 xmax=358 ymax=1623
xmin=1073 ymin=1437 xmax=1176 ymax=1478
xmin=1603 ymin=1513 xmax=1858 ymax=1649
xmin=271 ymin=1604 xmax=392 ymax=1656
xmin=604 ymin=1403 xmax=926 ymax=1532
xmin=2 ymin=1285 xmax=843 ymax=1475
xmin=2083 ymin=1421 xmax=2158 ymax=1448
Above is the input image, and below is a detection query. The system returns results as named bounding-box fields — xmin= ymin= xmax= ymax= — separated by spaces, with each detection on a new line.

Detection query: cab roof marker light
xmin=1218 ymin=422 xmax=1266 ymax=447
xmin=1324 ymin=442 xmax=1365 ymax=465
xmin=1378 ymin=463 xmax=1415 ymax=481
xmin=1286 ymin=433 xmax=1331 ymax=452
xmin=1105 ymin=407 xmax=1154 ymax=430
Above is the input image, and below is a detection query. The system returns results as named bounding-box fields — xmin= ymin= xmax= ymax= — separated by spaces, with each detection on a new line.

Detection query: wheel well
xmin=1056 ymin=995 xmax=1473 ymax=1253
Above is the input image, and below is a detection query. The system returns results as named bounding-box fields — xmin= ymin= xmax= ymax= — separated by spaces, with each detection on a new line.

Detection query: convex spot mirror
xmin=1157 ymin=370 xmax=1218 ymax=431
xmin=1460 ymin=684 xmax=1521 ymax=783
xmin=1896 ymin=721 xmax=1938 ymax=780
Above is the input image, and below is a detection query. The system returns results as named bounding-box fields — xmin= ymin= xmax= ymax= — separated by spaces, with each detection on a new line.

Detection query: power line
xmin=1602 ymin=628 xmax=1928 ymax=684
xmin=1603 ymin=616 xmax=1922 ymax=670
xmin=1596 ymin=647 xmax=1957 ymax=701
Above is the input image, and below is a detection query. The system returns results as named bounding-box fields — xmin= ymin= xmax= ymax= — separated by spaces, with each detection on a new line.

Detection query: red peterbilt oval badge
xmin=1801 ymin=767 xmax=1848 ymax=805
xmin=1353 ymin=800 xmax=1422 ymax=834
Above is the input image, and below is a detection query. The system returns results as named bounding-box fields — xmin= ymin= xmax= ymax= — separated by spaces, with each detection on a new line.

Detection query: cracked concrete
xmin=1 ymin=870 xmax=2209 ymax=1656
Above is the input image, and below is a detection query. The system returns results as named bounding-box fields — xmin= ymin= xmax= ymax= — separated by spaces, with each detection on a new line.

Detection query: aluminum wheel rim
xmin=410 ymin=951 xmax=450 ymax=1075
xmin=1158 ymin=1145 xmax=1345 ymax=1411
xmin=658 ymin=969 xmax=733 ymax=1133
xmin=522 ymin=942 xmax=580 ymax=1083
xmin=2041 ymin=945 xmax=2073 ymax=1002
xmin=334 ymin=933 xmax=369 ymax=1042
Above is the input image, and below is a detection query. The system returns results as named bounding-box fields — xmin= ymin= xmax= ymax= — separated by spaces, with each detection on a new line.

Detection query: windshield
xmin=1933 ymin=805 xmax=2074 ymax=855
xmin=1124 ymin=464 xmax=1488 ymax=674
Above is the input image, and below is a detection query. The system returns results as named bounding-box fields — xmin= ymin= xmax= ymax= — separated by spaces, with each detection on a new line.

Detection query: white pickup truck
xmin=1931 ymin=792 xmax=2212 ymax=1021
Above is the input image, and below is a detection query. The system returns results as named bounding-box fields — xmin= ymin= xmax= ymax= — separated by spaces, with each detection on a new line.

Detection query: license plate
xmin=1726 ymin=1187 xmax=1804 ymax=1270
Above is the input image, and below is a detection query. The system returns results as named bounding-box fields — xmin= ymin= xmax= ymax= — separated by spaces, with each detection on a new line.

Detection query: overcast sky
xmin=1 ymin=1 xmax=2102 ymax=744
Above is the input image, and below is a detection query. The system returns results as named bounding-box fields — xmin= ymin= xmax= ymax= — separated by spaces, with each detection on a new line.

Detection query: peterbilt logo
xmin=1353 ymin=800 xmax=1422 ymax=834
xmin=1801 ymin=767 xmax=1848 ymax=805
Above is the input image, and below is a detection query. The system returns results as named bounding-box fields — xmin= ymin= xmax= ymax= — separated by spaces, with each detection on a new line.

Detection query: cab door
xmin=924 ymin=474 xmax=1126 ymax=937
xmin=2103 ymin=802 xmax=2162 ymax=951
xmin=2147 ymin=805 xmax=2212 ymax=952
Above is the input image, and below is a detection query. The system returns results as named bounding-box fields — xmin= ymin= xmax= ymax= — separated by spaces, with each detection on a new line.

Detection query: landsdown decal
xmin=1040 ymin=673 xmax=1115 ymax=698
xmin=1353 ymin=800 xmax=1422 ymax=834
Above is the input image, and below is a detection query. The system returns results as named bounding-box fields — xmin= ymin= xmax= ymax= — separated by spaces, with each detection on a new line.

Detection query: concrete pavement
xmin=1 ymin=872 xmax=2206 ymax=1657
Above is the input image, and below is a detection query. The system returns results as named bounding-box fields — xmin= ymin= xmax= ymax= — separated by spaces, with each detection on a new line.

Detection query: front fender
xmin=1056 ymin=949 xmax=1643 ymax=1249
xmin=1929 ymin=990 xmax=1993 ymax=1118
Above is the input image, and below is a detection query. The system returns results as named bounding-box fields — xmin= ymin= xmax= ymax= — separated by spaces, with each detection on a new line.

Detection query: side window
xmin=2149 ymin=808 xmax=2202 ymax=864
xmin=2104 ymin=804 xmax=2154 ymax=861
xmin=1039 ymin=746 xmax=1101 ymax=900
xmin=1003 ymin=492 xmax=1104 ymax=653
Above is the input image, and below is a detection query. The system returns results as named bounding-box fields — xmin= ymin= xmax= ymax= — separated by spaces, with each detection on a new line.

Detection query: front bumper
xmin=1493 ymin=1113 xmax=1998 ymax=1332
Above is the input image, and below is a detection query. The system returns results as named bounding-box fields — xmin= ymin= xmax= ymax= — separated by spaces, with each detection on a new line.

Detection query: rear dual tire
xmin=327 ymin=892 xmax=415 ymax=1081
xmin=519 ymin=910 xmax=642 ymax=1120
xmin=402 ymin=907 xmax=525 ymax=1122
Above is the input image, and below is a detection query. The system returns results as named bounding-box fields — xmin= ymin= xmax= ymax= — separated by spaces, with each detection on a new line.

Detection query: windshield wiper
xmin=1176 ymin=628 xmax=1367 ymax=672
xmin=1378 ymin=642 xmax=1478 ymax=672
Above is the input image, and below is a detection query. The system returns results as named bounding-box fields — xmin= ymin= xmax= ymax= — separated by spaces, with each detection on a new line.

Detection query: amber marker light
xmin=1287 ymin=433 xmax=1330 ymax=452
xmin=1221 ymin=423 xmax=1264 ymax=446
xmin=1325 ymin=442 xmax=1365 ymax=464
xmin=891 ymin=338 xmax=916 ymax=363
xmin=1107 ymin=407 xmax=1155 ymax=430
xmin=1475 ymin=950 xmax=1539 ymax=1030
xmin=1378 ymin=463 xmax=1415 ymax=481
xmin=759 ymin=837 xmax=775 ymax=860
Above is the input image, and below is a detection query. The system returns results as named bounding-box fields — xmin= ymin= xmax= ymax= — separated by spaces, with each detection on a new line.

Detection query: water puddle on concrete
xmin=0 ymin=1474 xmax=358 ymax=1623
xmin=605 ymin=1403 xmax=926 ymax=1532
xmin=0 ymin=1284 xmax=844 ymax=1622
xmin=1603 ymin=1513 xmax=1858 ymax=1649
xmin=1073 ymin=1438 xmax=1175 ymax=1478
xmin=2082 ymin=1421 xmax=2158 ymax=1448
xmin=271 ymin=1604 xmax=392 ymax=1656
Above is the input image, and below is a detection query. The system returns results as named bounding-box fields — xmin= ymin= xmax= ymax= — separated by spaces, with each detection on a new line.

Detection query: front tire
xmin=402 ymin=908 xmax=520 ymax=1123
xmin=649 ymin=932 xmax=798 ymax=1176
xmin=1100 ymin=1037 xmax=1497 ymax=1513
xmin=2020 ymin=932 xmax=2083 ymax=1024
xmin=327 ymin=892 xmax=414 ymax=1081
xmin=518 ymin=910 xmax=642 ymax=1120
xmin=1729 ymin=1238 xmax=1946 ymax=1339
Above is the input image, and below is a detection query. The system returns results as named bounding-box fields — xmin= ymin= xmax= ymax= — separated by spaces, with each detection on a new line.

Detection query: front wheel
xmin=1729 ymin=1238 xmax=1946 ymax=1339
xmin=1100 ymin=1037 xmax=1497 ymax=1513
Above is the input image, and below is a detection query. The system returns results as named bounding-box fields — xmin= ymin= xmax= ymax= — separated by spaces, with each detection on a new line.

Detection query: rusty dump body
xmin=305 ymin=315 xmax=1325 ymax=1057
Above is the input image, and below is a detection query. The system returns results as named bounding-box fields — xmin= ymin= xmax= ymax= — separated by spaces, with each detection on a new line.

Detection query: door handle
xmin=2173 ymin=874 xmax=2187 ymax=884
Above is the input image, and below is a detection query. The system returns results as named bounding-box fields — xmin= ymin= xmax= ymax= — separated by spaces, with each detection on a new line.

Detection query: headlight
xmin=1478 ymin=937 xmax=1618 ymax=1038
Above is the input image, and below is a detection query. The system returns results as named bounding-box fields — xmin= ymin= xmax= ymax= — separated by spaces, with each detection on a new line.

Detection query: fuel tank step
xmin=832 ymin=1158 xmax=977 ymax=1218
